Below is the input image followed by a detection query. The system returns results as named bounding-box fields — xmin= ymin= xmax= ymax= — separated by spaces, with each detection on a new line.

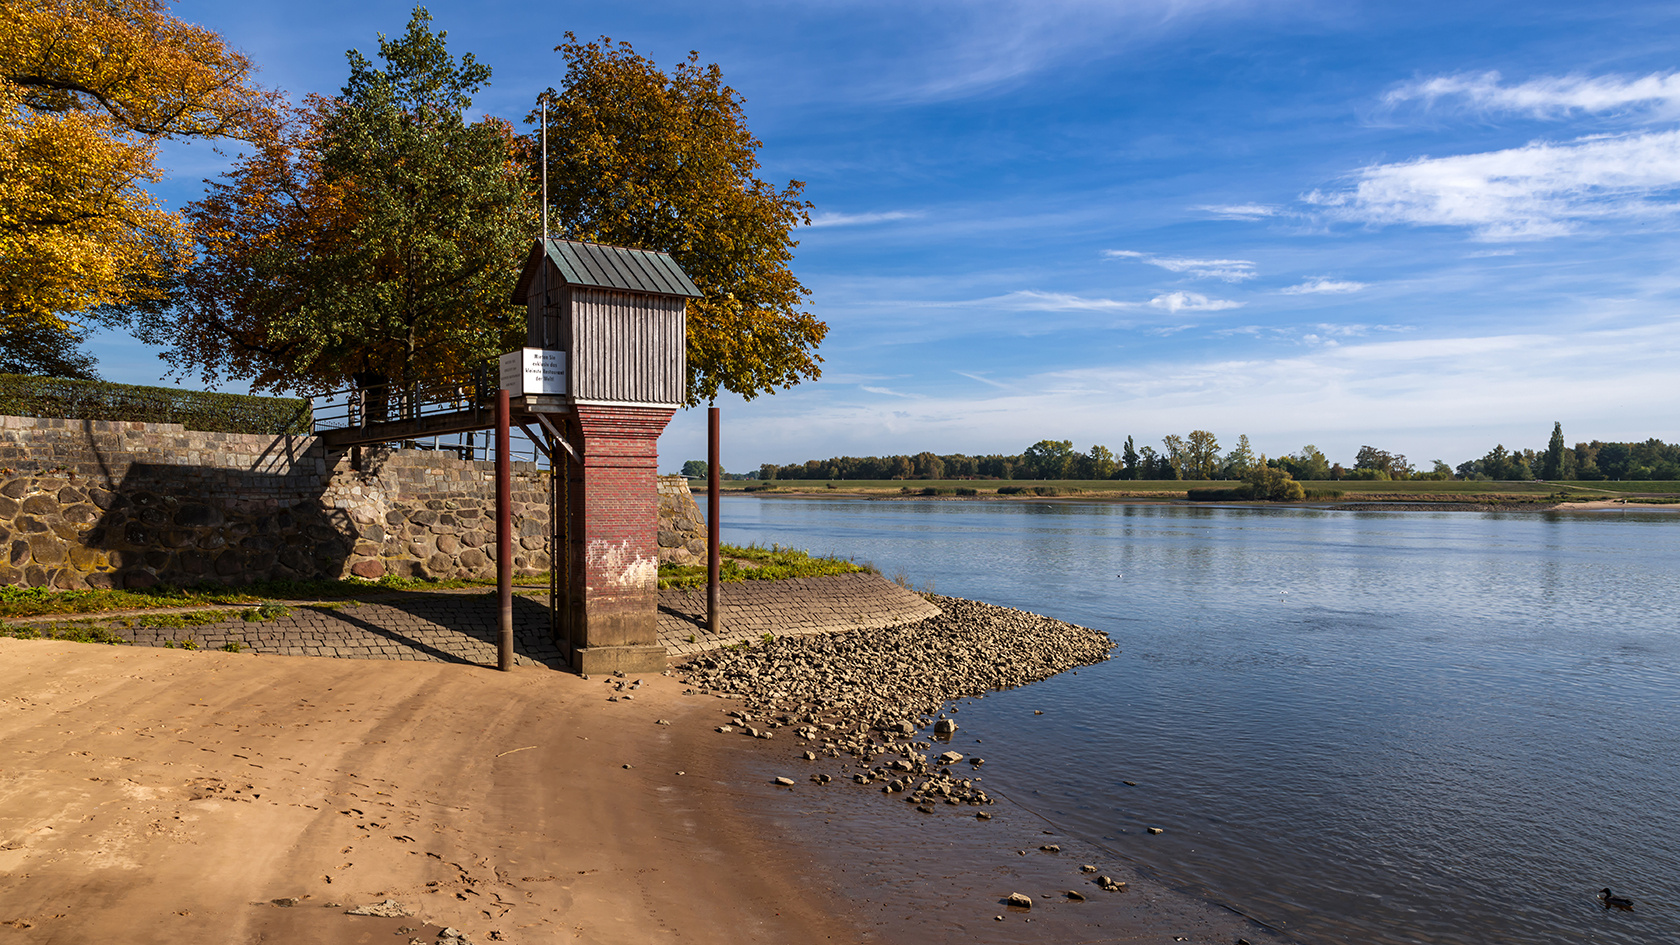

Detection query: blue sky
xmin=108 ymin=0 xmax=1680 ymax=473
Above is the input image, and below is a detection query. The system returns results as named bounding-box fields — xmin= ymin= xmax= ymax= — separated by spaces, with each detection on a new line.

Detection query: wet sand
xmin=1 ymin=637 xmax=1282 ymax=944
xmin=0 ymin=639 xmax=854 ymax=944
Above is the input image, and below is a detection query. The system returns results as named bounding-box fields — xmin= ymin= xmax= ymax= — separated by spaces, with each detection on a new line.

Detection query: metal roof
xmin=514 ymin=239 xmax=702 ymax=301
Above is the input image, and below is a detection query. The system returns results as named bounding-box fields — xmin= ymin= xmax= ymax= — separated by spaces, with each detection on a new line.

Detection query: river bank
xmin=0 ymin=639 xmax=854 ymax=944
xmin=0 ymin=601 xmax=1279 ymax=945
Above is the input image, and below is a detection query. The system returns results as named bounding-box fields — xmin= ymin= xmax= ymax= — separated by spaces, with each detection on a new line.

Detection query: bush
xmin=996 ymin=486 xmax=1025 ymax=495
xmin=0 ymin=374 xmax=310 ymax=434
xmin=1186 ymin=487 xmax=1251 ymax=501
xmin=1303 ymin=488 xmax=1344 ymax=500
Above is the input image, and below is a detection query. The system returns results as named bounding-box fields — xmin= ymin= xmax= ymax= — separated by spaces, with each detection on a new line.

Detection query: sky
xmin=102 ymin=0 xmax=1680 ymax=474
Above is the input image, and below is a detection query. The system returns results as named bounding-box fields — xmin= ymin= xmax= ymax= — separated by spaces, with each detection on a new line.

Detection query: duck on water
xmin=1598 ymin=888 xmax=1634 ymax=911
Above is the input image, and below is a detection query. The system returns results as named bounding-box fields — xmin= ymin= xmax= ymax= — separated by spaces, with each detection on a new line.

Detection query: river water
xmin=718 ymin=496 xmax=1679 ymax=944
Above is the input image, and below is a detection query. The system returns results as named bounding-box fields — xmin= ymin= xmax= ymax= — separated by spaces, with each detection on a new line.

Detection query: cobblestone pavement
xmin=656 ymin=572 xmax=940 ymax=658
xmin=24 ymin=573 xmax=937 ymax=669
xmin=112 ymin=592 xmax=566 ymax=669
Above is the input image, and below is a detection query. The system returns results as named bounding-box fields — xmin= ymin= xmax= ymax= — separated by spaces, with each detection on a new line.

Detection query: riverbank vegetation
xmin=736 ymin=423 xmax=1680 ymax=485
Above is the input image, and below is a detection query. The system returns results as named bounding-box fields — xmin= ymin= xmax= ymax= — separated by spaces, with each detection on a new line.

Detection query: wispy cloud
xmin=1385 ymin=70 xmax=1680 ymax=120
xmin=1106 ymin=249 xmax=1257 ymax=281
xmin=860 ymin=385 xmax=916 ymax=397
xmin=1193 ymin=203 xmax=1281 ymax=220
xmin=953 ymin=370 xmax=1015 ymax=390
xmin=1281 ymin=278 xmax=1366 ymax=295
xmin=807 ymin=210 xmax=920 ymax=228
xmin=1305 ymin=130 xmax=1680 ymax=240
xmin=1150 ymin=291 xmax=1243 ymax=312
xmin=988 ymin=290 xmax=1142 ymax=311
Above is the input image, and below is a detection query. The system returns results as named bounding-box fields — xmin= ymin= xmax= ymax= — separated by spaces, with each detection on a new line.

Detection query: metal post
xmin=496 ymin=389 xmax=514 ymax=671
xmin=707 ymin=406 xmax=720 ymax=636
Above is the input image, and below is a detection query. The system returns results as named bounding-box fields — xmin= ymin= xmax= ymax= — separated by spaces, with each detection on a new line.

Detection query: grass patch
xmin=657 ymin=543 xmax=869 ymax=589
xmin=0 ymin=621 xmax=129 ymax=645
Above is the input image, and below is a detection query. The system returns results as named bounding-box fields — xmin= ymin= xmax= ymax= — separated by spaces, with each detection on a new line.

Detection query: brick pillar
xmin=567 ymin=404 xmax=675 ymax=674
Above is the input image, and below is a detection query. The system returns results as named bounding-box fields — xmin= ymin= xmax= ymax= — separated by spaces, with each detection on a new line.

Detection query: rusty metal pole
xmin=707 ymin=406 xmax=720 ymax=636
xmin=496 ymin=389 xmax=514 ymax=671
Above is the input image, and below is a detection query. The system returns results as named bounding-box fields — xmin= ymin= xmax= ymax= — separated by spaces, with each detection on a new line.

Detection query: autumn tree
xmin=0 ymin=0 xmax=271 ymax=376
xmin=121 ymin=9 xmax=533 ymax=394
xmin=536 ymin=35 xmax=824 ymax=405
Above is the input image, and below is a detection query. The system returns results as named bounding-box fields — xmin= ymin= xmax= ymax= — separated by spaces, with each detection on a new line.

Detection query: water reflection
xmin=720 ymin=497 xmax=1679 ymax=945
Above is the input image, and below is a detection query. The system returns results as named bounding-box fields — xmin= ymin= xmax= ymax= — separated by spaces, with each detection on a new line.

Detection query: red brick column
xmin=568 ymin=404 xmax=675 ymax=673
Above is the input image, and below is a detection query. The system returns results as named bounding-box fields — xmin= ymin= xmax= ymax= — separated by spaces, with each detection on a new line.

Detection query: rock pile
xmin=676 ymin=595 xmax=1115 ymax=812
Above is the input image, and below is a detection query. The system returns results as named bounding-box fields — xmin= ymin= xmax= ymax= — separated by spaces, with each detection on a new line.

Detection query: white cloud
xmin=1150 ymin=291 xmax=1243 ymax=313
xmin=1106 ymin=249 xmax=1257 ymax=281
xmin=1281 ymin=278 xmax=1366 ymax=295
xmin=1385 ymin=70 xmax=1680 ymax=120
xmin=807 ymin=210 xmax=919 ymax=228
xmin=987 ymin=290 xmax=1142 ymax=311
xmin=1192 ymin=203 xmax=1280 ymax=220
xmin=860 ymin=385 xmax=915 ymax=397
xmin=1306 ymin=130 xmax=1680 ymax=240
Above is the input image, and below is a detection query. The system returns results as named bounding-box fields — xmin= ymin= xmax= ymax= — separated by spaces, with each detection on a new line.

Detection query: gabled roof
xmin=511 ymin=238 xmax=703 ymax=302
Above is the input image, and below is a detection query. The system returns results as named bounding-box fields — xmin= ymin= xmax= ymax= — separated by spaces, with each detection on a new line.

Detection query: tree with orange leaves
xmin=537 ymin=35 xmax=825 ymax=406
xmin=121 ymin=8 xmax=533 ymax=396
xmin=0 ymin=0 xmax=273 ymax=376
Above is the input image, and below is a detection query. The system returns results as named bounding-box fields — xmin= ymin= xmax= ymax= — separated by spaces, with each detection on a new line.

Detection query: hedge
xmin=0 ymin=374 xmax=311 ymax=435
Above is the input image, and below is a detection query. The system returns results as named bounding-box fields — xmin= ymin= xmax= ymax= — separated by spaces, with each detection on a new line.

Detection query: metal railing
xmin=306 ymin=358 xmax=558 ymax=470
xmin=307 ymin=358 xmax=498 ymax=433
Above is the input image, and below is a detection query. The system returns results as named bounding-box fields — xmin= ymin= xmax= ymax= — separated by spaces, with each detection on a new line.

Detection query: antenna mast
xmin=540 ymin=92 xmax=550 ymax=346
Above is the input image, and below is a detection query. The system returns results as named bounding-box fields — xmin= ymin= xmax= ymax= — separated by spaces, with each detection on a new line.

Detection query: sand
xmin=0 ymin=639 xmax=855 ymax=944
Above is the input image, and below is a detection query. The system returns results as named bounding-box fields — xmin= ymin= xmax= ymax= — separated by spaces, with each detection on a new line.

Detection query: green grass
xmin=0 ymin=621 xmax=129 ymax=645
xmin=1552 ymin=480 xmax=1680 ymax=494
xmin=657 ymin=543 xmax=870 ymax=589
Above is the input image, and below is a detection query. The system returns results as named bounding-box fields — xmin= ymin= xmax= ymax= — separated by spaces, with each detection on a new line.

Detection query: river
xmin=718 ymin=496 xmax=1679 ymax=944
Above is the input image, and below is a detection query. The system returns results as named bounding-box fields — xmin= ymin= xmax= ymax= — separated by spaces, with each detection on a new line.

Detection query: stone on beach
xmin=1005 ymin=892 xmax=1033 ymax=908
xmin=674 ymin=595 xmax=1115 ymax=816
xmin=345 ymin=899 xmax=413 ymax=917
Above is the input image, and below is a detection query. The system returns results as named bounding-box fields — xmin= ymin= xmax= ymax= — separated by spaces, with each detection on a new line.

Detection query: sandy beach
xmin=1 ymin=630 xmax=1279 ymax=944
xmin=0 ymin=639 xmax=854 ymax=944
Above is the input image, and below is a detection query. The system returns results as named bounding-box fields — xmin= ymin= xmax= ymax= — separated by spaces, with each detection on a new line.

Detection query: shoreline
xmin=719 ymin=488 xmax=1680 ymax=513
xmin=0 ymin=594 xmax=1291 ymax=944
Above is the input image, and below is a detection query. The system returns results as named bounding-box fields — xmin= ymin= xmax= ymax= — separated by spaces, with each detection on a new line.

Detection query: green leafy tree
xmin=1184 ymin=429 xmax=1221 ymax=480
xmin=1542 ymin=422 xmax=1568 ymax=479
xmin=537 ymin=35 xmax=824 ymax=405
xmin=119 ymin=8 xmax=533 ymax=395
xmin=1284 ymin=444 xmax=1331 ymax=480
xmin=913 ymin=451 xmax=944 ymax=479
xmin=1120 ymin=435 xmax=1138 ymax=480
xmin=1085 ymin=444 xmax=1116 ymax=480
xmin=1244 ymin=457 xmax=1305 ymax=501
xmin=1161 ymin=434 xmax=1187 ymax=478
xmin=1022 ymin=439 xmax=1074 ymax=479
xmin=680 ymin=459 xmax=707 ymax=478
xmin=1222 ymin=434 xmax=1255 ymax=478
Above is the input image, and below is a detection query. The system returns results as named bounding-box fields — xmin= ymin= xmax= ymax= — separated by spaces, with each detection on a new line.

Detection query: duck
xmin=1599 ymin=888 xmax=1634 ymax=911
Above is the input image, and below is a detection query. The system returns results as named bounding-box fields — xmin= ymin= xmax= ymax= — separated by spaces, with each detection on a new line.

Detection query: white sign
xmin=498 ymin=348 xmax=567 ymax=396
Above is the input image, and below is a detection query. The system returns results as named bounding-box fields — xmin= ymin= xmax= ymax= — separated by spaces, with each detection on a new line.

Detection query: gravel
xmin=676 ymin=594 xmax=1115 ymax=812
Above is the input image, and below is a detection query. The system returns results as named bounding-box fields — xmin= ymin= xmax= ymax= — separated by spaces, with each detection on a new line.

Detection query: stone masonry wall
xmin=656 ymin=475 xmax=707 ymax=566
xmin=0 ymin=415 xmax=550 ymax=590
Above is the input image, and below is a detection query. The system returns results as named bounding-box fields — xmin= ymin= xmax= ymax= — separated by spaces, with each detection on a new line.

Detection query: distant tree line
xmin=743 ymin=424 xmax=1680 ymax=482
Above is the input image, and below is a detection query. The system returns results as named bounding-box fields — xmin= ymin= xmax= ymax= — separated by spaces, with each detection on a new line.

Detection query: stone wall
xmin=0 ymin=415 xmax=551 ymax=590
xmin=656 ymin=475 xmax=707 ymax=565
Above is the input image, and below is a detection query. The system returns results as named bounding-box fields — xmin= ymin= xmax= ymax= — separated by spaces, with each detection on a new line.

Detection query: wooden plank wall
xmin=570 ymin=288 xmax=685 ymax=404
